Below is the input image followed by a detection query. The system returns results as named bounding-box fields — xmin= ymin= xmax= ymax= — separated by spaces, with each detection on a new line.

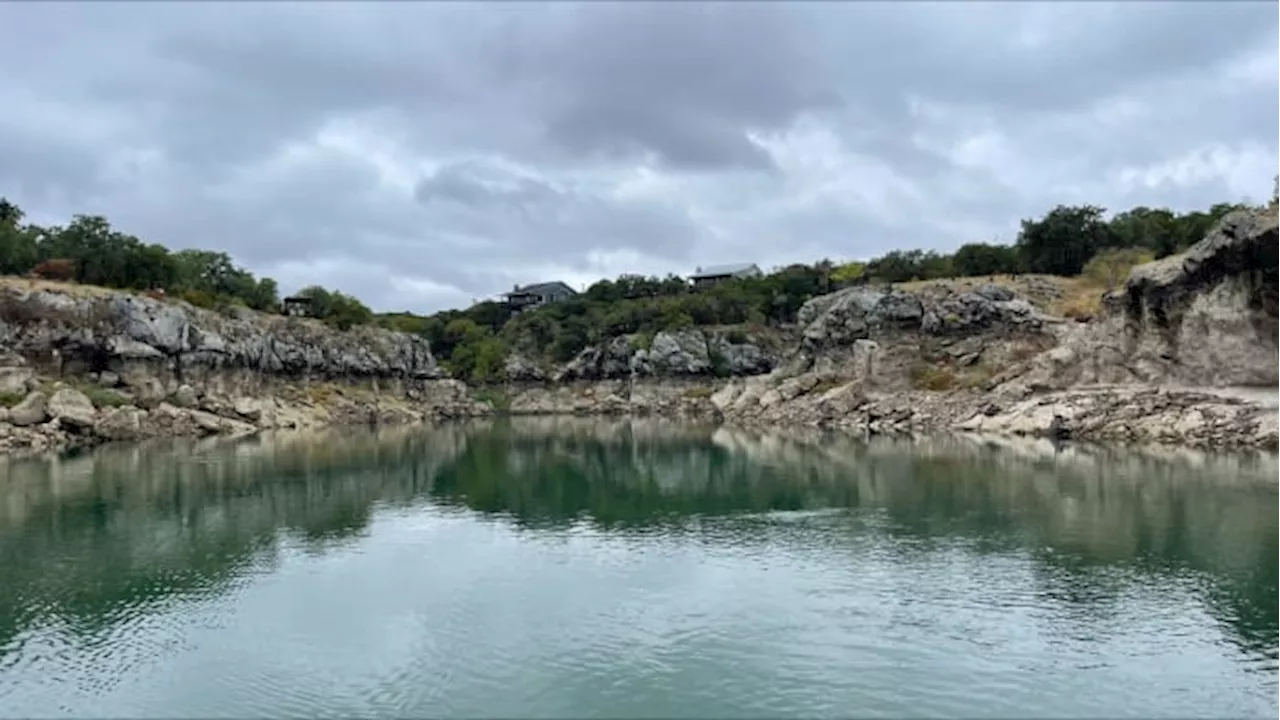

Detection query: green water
xmin=0 ymin=419 xmax=1276 ymax=719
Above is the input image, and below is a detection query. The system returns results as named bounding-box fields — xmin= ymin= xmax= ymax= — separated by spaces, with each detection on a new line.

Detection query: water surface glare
xmin=0 ymin=419 xmax=1276 ymax=718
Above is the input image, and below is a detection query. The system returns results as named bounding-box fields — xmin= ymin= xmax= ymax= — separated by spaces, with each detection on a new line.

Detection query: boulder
xmin=504 ymin=353 xmax=546 ymax=382
xmin=0 ymin=366 xmax=33 ymax=396
xmin=8 ymin=391 xmax=47 ymax=427
xmin=93 ymin=406 xmax=147 ymax=442
xmin=47 ymin=388 xmax=97 ymax=429
xmin=171 ymin=383 xmax=199 ymax=408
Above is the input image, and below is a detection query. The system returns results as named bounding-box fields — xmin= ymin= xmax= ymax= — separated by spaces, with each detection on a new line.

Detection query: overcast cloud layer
xmin=1 ymin=1 xmax=1275 ymax=313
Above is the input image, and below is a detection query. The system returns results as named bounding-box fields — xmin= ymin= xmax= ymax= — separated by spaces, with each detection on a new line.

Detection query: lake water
xmin=0 ymin=419 xmax=1276 ymax=719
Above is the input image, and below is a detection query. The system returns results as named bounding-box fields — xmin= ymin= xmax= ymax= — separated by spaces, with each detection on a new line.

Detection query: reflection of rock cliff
xmin=0 ymin=420 xmax=1274 ymax=660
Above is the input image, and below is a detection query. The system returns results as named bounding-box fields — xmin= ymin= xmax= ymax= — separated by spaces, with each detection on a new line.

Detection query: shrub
xmin=1082 ymin=247 xmax=1155 ymax=291
xmin=72 ymin=384 xmax=129 ymax=408
xmin=909 ymin=363 xmax=958 ymax=392
xmin=472 ymin=387 xmax=511 ymax=411
xmin=31 ymin=258 xmax=75 ymax=282
xmin=181 ymin=289 xmax=218 ymax=309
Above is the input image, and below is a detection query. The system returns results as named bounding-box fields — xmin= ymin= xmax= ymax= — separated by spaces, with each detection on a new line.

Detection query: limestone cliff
xmin=1018 ymin=208 xmax=1278 ymax=389
xmin=500 ymin=208 xmax=1278 ymax=450
xmin=0 ymin=284 xmax=482 ymax=454
xmin=0 ymin=208 xmax=1276 ymax=457
xmin=948 ymin=208 xmax=1279 ymax=449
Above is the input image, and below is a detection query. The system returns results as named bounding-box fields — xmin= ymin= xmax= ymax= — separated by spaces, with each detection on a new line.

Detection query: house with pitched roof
xmin=688 ymin=262 xmax=763 ymax=289
xmin=503 ymin=280 xmax=577 ymax=311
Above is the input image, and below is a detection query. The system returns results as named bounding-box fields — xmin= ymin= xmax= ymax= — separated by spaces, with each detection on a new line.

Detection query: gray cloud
xmin=0 ymin=1 xmax=1274 ymax=313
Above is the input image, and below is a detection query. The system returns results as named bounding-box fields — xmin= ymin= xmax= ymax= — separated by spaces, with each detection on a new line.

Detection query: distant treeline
xmin=0 ymin=199 xmax=373 ymax=329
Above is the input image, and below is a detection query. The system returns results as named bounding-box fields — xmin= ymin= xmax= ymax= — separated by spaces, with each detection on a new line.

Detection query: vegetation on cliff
xmin=381 ymin=198 xmax=1257 ymax=382
xmin=0 ymin=187 xmax=1270 ymax=383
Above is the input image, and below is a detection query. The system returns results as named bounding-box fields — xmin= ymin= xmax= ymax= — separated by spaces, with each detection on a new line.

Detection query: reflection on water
xmin=0 ymin=419 xmax=1275 ymax=719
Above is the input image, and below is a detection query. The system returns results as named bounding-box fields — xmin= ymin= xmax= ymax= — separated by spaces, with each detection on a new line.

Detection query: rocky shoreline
xmin=0 ymin=208 xmax=1275 ymax=457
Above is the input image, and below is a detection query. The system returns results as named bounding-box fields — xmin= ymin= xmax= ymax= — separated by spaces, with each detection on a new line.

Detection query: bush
xmin=72 ymin=384 xmax=129 ymax=408
xmin=31 ymin=258 xmax=75 ymax=282
xmin=180 ymin=289 xmax=218 ymax=309
xmin=0 ymin=391 xmax=26 ymax=407
xmin=909 ymin=363 xmax=958 ymax=392
xmin=1082 ymin=247 xmax=1155 ymax=291
xmin=471 ymin=387 xmax=511 ymax=411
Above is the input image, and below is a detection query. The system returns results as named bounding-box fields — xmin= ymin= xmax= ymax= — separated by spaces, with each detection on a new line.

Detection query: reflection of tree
xmin=0 ymin=420 xmax=1274 ymax=670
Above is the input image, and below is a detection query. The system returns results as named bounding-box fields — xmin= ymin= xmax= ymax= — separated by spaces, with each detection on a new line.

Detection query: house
xmin=281 ymin=295 xmax=314 ymax=317
xmin=503 ymin=281 xmax=577 ymax=311
xmin=688 ymin=262 xmax=763 ymax=289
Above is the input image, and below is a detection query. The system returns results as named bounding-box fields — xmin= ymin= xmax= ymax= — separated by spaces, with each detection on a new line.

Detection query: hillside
xmin=0 ymin=195 xmax=1275 ymax=455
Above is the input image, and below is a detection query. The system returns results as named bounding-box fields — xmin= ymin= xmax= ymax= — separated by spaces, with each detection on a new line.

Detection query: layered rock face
xmin=502 ymin=283 xmax=1059 ymax=422
xmin=1020 ymin=209 xmax=1279 ymax=389
xmin=1 ymin=208 xmax=1276 ymax=456
xmin=545 ymin=329 xmax=778 ymax=383
xmin=709 ymin=208 xmax=1279 ymax=450
xmin=0 ymin=286 xmax=483 ymax=454
xmin=0 ymin=288 xmax=448 ymax=386
xmin=955 ymin=208 xmax=1280 ymax=449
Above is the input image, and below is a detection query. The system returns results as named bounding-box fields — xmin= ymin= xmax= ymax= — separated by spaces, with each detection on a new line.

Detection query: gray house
xmin=504 ymin=281 xmax=577 ymax=311
xmin=689 ymin=262 xmax=763 ymax=289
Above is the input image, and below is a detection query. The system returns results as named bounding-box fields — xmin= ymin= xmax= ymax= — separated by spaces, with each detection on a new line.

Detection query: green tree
xmin=296 ymin=285 xmax=373 ymax=330
xmin=1016 ymin=204 xmax=1117 ymax=276
xmin=952 ymin=243 xmax=1020 ymax=277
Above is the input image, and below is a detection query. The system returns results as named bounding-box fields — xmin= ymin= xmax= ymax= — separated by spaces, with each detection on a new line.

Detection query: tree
xmin=1016 ymin=204 xmax=1116 ymax=276
xmin=952 ymin=242 xmax=1020 ymax=277
xmin=1082 ymin=247 xmax=1155 ymax=291
xmin=0 ymin=199 xmax=23 ymax=228
xmin=1106 ymin=206 xmax=1178 ymax=257
xmin=296 ymin=285 xmax=374 ymax=330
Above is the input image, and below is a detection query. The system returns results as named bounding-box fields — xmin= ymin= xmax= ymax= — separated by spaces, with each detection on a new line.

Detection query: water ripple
xmin=0 ymin=425 xmax=1275 ymax=719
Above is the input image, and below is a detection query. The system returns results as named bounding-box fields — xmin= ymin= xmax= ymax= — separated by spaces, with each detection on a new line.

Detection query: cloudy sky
xmin=0 ymin=2 xmax=1275 ymax=313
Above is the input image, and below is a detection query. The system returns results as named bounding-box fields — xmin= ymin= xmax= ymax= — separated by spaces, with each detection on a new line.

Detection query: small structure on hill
xmin=282 ymin=296 xmax=314 ymax=317
xmin=689 ymin=262 xmax=762 ymax=289
xmin=503 ymin=281 xmax=577 ymax=311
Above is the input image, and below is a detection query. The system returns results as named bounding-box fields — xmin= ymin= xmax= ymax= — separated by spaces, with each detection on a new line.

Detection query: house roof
xmin=507 ymin=280 xmax=577 ymax=296
xmin=690 ymin=262 xmax=760 ymax=279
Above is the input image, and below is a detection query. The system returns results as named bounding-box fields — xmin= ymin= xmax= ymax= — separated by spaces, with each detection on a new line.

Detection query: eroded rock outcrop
xmin=704 ymin=209 xmax=1279 ymax=451
xmin=0 ymin=286 xmax=487 ymax=455
xmin=548 ymin=329 xmax=779 ymax=383
xmin=0 ymin=288 xmax=449 ymax=383
xmin=1018 ymin=209 xmax=1279 ymax=389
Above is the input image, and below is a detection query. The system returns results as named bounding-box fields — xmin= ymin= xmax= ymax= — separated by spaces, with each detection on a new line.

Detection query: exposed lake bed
xmin=0 ymin=419 xmax=1276 ymax=718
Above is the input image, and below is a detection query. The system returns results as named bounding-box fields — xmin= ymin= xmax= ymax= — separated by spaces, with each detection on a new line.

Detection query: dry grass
xmin=909 ymin=363 xmax=958 ymax=391
xmin=0 ymin=275 xmax=122 ymax=299
xmin=808 ymin=378 xmax=846 ymax=396
xmin=1056 ymin=289 xmax=1105 ymax=321
xmin=306 ymin=384 xmax=342 ymax=405
xmin=682 ymin=386 xmax=714 ymax=399
xmin=896 ymin=273 xmax=1108 ymax=320
xmin=909 ymin=362 xmax=997 ymax=392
